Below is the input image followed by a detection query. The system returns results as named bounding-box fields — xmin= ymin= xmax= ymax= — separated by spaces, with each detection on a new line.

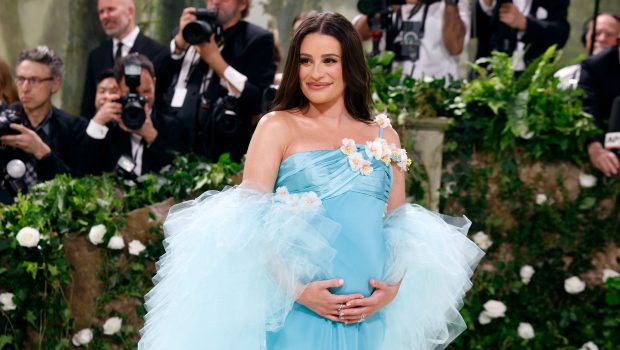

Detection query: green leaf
xmin=579 ymin=197 xmax=597 ymax=210
xmin=0 ymin=335 xmax=13 ymax=349
xmin=26 ymin=310 xmax=37 ymax=328
xmin=22 ymin=261 xmax=39 ymax=279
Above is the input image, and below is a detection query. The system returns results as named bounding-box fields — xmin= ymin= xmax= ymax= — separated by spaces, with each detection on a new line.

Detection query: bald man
xmin=80 ymin=0 xmax=166 ymax=119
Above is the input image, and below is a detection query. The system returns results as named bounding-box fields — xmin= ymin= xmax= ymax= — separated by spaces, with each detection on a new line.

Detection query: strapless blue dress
xmin=139 ymin=134 xmax=484 ymax=350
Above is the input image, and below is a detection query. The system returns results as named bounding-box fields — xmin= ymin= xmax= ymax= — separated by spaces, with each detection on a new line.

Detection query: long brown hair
xmin=271 ymin=12 xmax=373 ymax=123
xmin=0 ymin=58 xmax=18 ymax=104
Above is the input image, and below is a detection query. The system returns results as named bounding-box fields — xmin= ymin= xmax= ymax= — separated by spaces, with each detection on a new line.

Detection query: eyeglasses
xmin=15 ymin=76 xmax=54 ymax=86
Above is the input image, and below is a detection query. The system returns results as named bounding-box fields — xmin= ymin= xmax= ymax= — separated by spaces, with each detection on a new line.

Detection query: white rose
xmin=517 ymin=123 xmax=535 ymax=139
xmin=478 ymin=311 xmax=492 ymax=325
xmin=483 ymin=299 xmax=507 ymax=318
xmin=578 ymin=172 xmax=597 ymax=188
xmin=71 ymin=328 xmax=93 ymax=346
xmin=520 ymin=265 xmax=536 ymax=285
xmin=472 ymin=231 xmax=493 ymax=250
xmin=88 ymin=224 xmax=107 ymax=245
xmin=579 ymin=341 xmax=599 ymax=350
xmin=535 ymin=194 xmax=547 ymax=205
xmin=16 ymin=227 xmax=40 ymax=248
xmin=0 ymin=292 xmax=16 ymax=311
xmin=602 ymin=268 xmax=619 ymax=283
xmin=107 ymin=235 xmax=125 ymax=250
xmin=564 ymin=276 xmax=586 ymax=294
xmin=517 ymin=322 xmax=535 ymax=340
xmin=103 ymin=316 xmax=123 ymax=335
xmin=128 ymin=240 xmax=146 ymax=256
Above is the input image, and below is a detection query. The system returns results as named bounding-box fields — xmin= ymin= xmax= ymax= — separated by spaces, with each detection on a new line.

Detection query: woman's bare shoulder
xmin=381 ymin=125 xmax=401 ymax=147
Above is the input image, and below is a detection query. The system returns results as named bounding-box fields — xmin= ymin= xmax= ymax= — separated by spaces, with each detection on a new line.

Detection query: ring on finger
xmin=337 ymin=304 xmax=345 ymax=312
xmin=359 ymin=313 xmax=366 ymax=322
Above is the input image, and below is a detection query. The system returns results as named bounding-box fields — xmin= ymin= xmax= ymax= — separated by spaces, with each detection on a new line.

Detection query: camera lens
xmin=121 ymin=101 xmax=146 ymax=130
xmin=183 ymin=21 xmax=214 ymax=45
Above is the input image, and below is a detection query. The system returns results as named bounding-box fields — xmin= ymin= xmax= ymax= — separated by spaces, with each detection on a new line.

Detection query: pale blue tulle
xmin=139 ymin=186 xmax=341 ymax=350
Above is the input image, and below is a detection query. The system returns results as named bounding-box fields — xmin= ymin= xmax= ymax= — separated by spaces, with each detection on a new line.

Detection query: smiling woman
xmin=139 ymin=12 xmax=483 ymax=350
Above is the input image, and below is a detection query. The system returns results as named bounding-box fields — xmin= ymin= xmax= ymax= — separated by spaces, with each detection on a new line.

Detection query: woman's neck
xmin=304 ymin=98 xmax=350 ymax=126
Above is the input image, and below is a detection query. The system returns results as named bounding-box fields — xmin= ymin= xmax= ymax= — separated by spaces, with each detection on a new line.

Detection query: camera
xmin=357 ymin=0 xmax=404 ymax=15
xmin=490 ymin=0 xmax=517 ymax=54
xmin=396 ymin=21 xmax=423 ymax=62
xmin=182 ymin=8 xmax=222 ymax=45
xmin=114 ymin=57 xmax=148 ymax=130
xmin=0 ymin=105 xmax=25 ymax=137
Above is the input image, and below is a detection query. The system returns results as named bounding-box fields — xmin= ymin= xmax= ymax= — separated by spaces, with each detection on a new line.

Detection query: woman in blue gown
xmin=139 ymin=12 xmax=483 ymax=350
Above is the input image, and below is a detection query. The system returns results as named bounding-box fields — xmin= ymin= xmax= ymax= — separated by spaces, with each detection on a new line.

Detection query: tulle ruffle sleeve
xmin=380 ymin=204 xmax=484 ymax=350
xmin=138 ymin=185 xmax=340 ymax=350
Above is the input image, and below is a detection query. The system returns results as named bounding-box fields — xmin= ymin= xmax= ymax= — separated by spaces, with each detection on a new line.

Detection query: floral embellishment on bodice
xmin=339 ymin=114 xmax=412 ymax=175
xmin=274 ymin=186 xmax=322 ymax=211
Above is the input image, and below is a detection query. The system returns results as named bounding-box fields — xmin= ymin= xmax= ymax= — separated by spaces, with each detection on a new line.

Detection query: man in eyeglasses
xmin=0 ymin=45 xmax=88 ymax=203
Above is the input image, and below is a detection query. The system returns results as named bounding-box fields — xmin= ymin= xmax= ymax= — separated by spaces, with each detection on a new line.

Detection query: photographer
xmin=159 ymin=0 xmax=276 ymax=162
xmin=82 ymin=54 xmax=188 ymax=177
xmin=475 ymin=0 xmax=570 ymax=71
xmin=579 ymin=43 xmax=620 ymax=177
xmin=354 ymin=0 xmax=470 ymax=79
xmin=81 ymin=0 xmax=167 ymax=119
xmin=0 ymin=46 xmax=88 ymax=204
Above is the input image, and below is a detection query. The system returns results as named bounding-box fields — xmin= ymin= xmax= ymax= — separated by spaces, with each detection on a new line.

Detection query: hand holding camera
xmin=93 ymin=94 xmax=122 ymax=126
xmin=0 ymin=124 xmax=51 ymax=160
xmin=498 ymin=1 xmax=527 ymax=31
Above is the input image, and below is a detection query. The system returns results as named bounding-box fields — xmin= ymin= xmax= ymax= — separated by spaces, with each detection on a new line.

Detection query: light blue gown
xmin=139 ymin=129 xmax=484 ymax=350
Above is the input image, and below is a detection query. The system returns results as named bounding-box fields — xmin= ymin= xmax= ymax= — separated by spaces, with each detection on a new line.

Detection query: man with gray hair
xmin=0 ymin=46 xmax=88 ymax=203
xmin=81 ymin=0 xmax=166 ymax=119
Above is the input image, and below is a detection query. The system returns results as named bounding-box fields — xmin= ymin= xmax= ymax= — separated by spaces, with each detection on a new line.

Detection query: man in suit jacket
xmin=81 ymin=54 xmax=188 ymax=177
xmin=160 ymin=0 xmax=276 ymax=162
xmin=80 ymin=0 xmax=166 ymax=119
xmin=0 ymin=46 xmax=88 ymax=203
xmin=475 ymin=0 xmax=570 ymax=71
xmin=579 ymin=45 xmax=620 ymax=177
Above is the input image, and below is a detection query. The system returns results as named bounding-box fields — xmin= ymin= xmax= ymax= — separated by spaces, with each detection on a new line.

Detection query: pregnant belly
xmin=322 ymin=194 xmax=386 ymax=297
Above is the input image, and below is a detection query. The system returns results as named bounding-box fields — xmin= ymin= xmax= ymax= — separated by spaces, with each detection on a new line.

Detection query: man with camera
xmin=474 ymin=0 xmax=570 ymax=71
xmin=354 ymin=0 xmax=470 ymax=79
xmin=159 ymin=0 xmax=276 ymax=162
xmin=82 ymin=54 xmax=188 ymax=178
xmin=81 ymin=0 xmax=167 ymax=119
xmin=0 ymin=46 xmax=88 ymax=204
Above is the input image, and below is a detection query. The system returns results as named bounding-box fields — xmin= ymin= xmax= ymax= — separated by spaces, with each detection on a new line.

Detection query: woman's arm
xmin=242 ymin=111 xmax=290 ymax=192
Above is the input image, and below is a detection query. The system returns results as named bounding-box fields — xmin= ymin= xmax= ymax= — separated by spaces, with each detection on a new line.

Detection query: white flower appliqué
xmin=365 ymin=138 xmax=384 ymax=160
xmin=274 ymin=187 xmax=322 ymax=211
xmin=374 ymin=113 xmax=392 ymax=129
xmin=340 ymin=138 xmax=357 ymax=155
xmin=347 ymin=152 xmax=365 ymax=172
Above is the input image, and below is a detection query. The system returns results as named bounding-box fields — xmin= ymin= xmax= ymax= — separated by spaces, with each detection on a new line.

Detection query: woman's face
xmin=298 ymin=33 xmax=345 ymax=107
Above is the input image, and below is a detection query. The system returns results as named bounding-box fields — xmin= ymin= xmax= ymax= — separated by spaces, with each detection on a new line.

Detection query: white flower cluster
xmin=603 ymin=268 xmax=619 ymax=282
xmin=520 ymin=265 xmax=535 ymax=284
xmin=517 ymin=322 xmax=535 ymax=340
xmin=579 ymin=341 xmax=599 ymax=350
xmin=87 ymin=224 xmax=146 ymax=255
xmin=274 ymin=187 xmax=322 ymax=211
xmin=564 ymin=276 xmax=586 ymax=294
xmin=16 ymin=227 xmax=41 ymax=248
xmin=374 ymin=113 xmax=392 ymax=129
xmin=71 ymin=317 xmax=123 ymax=347
xmin=578 ymin=172 xmax=597 ymax=188
xmin=478 ymin=299 xmax=506 ymax=325
xmin=0 ymin=292 xmax=16 ymax=311
xmin=471 ymin=231 xmax=493 ymax=250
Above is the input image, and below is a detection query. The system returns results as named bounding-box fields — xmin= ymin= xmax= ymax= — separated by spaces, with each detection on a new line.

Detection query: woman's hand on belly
xmin=337 ymin=279 xmax=400 ymax=324
xmin=297 ymin=279 xmax=365 ymax=322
